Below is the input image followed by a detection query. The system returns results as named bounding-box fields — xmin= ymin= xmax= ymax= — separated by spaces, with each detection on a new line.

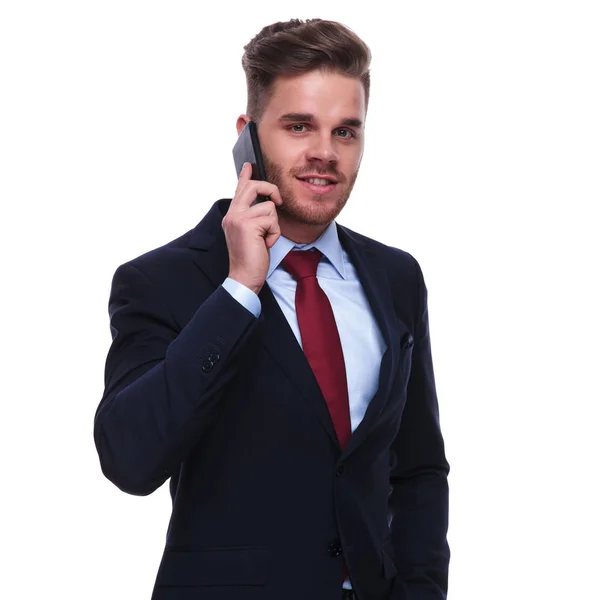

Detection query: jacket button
xmin=328 ymin=542 xmax=342 ymax=557
xmin=201 ymin=359 xmax=214 ymax=372
xmin=208 ymin=352 xmax=220 ymax=363
xmin=401 ymin=333 xmax=414 ymax=349
xmin=336 ymin=464 xmax=346 ymax=477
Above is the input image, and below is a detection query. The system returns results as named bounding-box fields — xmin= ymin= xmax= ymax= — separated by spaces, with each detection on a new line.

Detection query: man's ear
xmin=236 ymin=114 xmax=250 ymax=135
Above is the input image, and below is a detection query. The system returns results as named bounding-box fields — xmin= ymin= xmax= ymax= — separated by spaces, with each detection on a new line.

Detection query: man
xmin=94 ymin=18 xmax=450 ymax=600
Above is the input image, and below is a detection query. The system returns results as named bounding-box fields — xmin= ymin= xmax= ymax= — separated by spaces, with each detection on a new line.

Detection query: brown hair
xmin=241 ymin=18 xmax=372 ymax=123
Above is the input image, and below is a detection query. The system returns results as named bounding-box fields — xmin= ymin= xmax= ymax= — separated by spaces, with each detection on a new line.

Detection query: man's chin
xmin=279 ymin=197 xmax=344 ymax=227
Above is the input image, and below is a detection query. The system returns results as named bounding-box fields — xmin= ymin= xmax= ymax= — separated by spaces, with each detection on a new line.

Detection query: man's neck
xmin=278 ymin=215 xmax=331 ymax=245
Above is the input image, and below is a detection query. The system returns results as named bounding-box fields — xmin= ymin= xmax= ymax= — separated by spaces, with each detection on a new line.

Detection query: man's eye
xmin=336 ymin=128 xmax=355 ymax=139
xmin=290 ymin=125 xmax=307 ymax=132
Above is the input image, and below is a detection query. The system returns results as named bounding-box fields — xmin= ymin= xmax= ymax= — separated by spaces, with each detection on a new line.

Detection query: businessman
xmin=94 ymin=17 xmax=450 ymax=600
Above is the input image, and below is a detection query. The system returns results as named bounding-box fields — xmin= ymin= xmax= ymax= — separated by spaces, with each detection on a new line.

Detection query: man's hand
xmin=222 ymin=162 xmax=283 ymax=295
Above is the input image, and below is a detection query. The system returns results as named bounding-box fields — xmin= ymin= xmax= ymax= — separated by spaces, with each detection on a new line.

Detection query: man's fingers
xmin=254 ymin=214 xmax=281 ymax=241
xmin=233 ymin=162 xmax=252 ymax=196
xmin=221 ymin=199 xmax=278 ymax=231
xmin=246 ymin=199 xmax=278 ymax=217
xmin=239 ymin=182 xmax=282 ymax=208
xmin=231 ymin=168 xmax=283 ymax=210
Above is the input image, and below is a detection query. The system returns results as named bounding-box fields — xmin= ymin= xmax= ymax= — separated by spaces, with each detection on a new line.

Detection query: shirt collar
xmin=268 ymin=220 xmax=347 ymax=279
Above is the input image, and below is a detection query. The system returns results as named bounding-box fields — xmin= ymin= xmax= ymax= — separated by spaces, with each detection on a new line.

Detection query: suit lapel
xmin=256 ymin=286 xmax=340 ymax=447
xmin=336 ymin=225 xmax=402 ymax=459
xmin=188 ymin=200 xmax=403 ymax=456
xmin=187 ymin=199 xmax=231 ymax=286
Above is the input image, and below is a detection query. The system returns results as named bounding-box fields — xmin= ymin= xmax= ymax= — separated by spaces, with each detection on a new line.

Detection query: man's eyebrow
xmin=279 ymin=113 xmax=363 ymax=128
xmin=340 ymin=117 xmax=363 ymax=128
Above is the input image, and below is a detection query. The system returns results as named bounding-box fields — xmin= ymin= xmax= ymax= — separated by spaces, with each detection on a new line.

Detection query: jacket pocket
xmin=157 ymin=546 xmax=271 ymax=586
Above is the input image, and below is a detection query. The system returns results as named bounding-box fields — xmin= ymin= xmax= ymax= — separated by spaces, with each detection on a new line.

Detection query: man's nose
xmin=307 ymin=133 xmax=340 ymax=164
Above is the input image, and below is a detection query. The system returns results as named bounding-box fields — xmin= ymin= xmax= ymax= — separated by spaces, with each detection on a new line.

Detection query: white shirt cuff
xmin=222 ymin=277 xmax=261 ymax=318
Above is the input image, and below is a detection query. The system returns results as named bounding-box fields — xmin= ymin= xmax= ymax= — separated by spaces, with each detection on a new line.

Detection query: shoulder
xmin=337 ymin=223 xmax=423 ymax=283
xmin=111 ymin=226 xmax=198 ymax=287
xmin=113 ymin=199 xmax=226 ymax=282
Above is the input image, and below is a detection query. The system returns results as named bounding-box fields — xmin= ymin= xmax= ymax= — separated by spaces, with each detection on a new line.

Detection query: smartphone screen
xmin=232 ymin=121 xmax=270 ymax=205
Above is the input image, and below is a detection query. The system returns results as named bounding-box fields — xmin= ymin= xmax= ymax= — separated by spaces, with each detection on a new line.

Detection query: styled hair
xmin=241 ymin=18 xmax=372 ymax=123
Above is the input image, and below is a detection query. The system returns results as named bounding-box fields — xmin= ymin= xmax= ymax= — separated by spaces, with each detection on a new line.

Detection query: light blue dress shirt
xmin=222 ymin=220 xmax=387 ymax=589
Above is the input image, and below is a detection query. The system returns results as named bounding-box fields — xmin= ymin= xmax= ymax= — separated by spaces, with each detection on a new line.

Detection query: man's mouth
xmin=296 ymin=177 xmax=338 ymax=194
xmin=297 ymin=177 xmax=335 ymax=186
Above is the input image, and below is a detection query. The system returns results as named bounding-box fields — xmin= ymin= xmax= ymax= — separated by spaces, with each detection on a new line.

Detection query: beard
xmin=262 ymin=153 xmax=359 ymax=227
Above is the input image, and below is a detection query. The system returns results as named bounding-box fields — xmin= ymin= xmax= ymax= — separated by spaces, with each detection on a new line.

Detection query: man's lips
xmin=296 ymin=177 xmax=338 ymax=194
xmin=296 ymin=174 xmax=339 ymax=183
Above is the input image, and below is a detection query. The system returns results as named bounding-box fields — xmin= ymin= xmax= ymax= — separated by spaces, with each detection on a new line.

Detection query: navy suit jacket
xmin=94 ymin=198 xmax=450 ymax=600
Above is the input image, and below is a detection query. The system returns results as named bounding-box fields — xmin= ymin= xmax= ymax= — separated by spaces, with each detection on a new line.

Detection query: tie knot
xmin=281 ymin=249 xmax=323 ymax=281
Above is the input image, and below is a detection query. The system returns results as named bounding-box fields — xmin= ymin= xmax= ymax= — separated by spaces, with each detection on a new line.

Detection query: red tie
xmin=282 ymin=249 xmax=352 ymax=584
xmin=281 ymin=249 xmax=352 ymax=449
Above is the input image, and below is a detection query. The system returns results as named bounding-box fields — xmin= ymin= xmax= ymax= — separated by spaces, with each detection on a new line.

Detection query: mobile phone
xmin=232 ymin=121 xmax=270 ymax=205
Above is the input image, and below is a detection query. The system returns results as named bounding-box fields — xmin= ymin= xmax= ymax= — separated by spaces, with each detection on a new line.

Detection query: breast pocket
xmin=398 ymin=332 xmax=414 ymax=377
xmin=156 ymin=546 xmax=271 ymax=587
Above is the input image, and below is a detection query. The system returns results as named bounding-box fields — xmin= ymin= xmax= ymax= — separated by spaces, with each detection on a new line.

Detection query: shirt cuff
xmin=222 ymin=277 xmax=261 ymax=318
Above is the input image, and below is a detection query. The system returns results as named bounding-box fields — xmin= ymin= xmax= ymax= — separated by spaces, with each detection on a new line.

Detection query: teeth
xmin=304 ymin=178 xmax=332 ymax=186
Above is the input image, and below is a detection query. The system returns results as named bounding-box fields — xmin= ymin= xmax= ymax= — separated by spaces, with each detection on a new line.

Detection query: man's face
xmin=239 ymin=70 xmax=366 ymax=237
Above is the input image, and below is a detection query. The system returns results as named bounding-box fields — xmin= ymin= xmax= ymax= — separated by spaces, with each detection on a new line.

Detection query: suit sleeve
xmin=93 ymin=262 xmax=260 ymax=496
xmin=388 ymin=257 xmax=450 ymax=599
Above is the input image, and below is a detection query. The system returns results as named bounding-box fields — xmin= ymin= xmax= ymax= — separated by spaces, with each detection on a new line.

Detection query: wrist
xmin=227 ymin=273 xmax=263 ymax=296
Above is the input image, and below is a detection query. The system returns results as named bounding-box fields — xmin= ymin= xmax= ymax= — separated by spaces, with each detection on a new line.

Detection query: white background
xmin=1 ymin=1 xmax=599 ymax=598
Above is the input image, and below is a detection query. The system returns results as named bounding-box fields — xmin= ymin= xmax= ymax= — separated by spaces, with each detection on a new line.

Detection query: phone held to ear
xmin=232 ymin=121 xmax=270 ymax=205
